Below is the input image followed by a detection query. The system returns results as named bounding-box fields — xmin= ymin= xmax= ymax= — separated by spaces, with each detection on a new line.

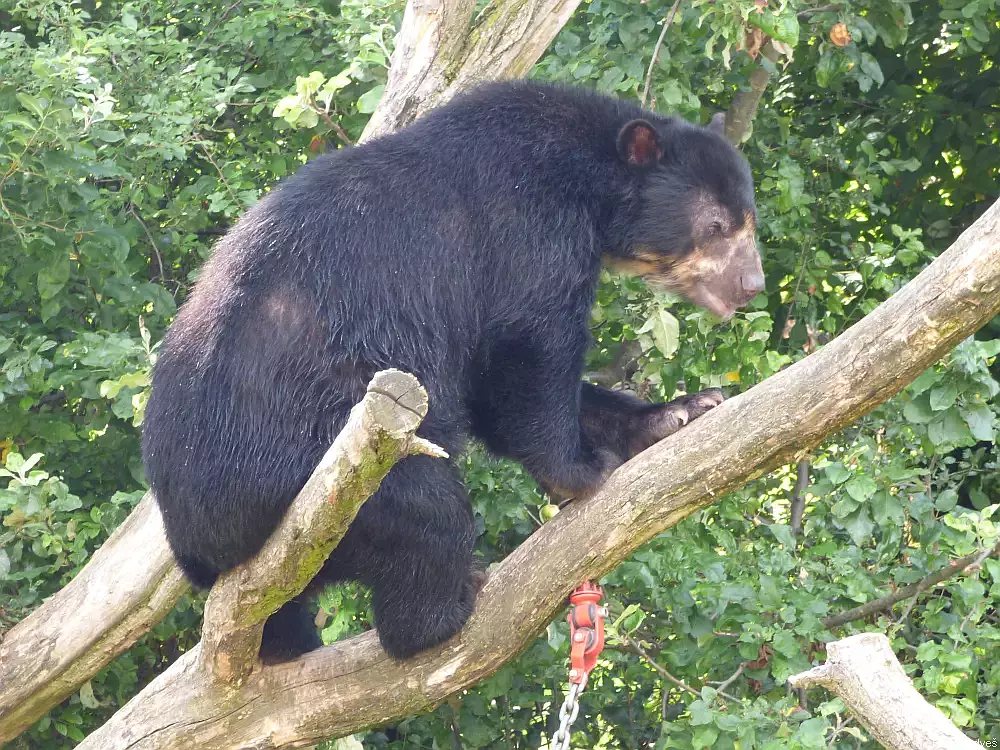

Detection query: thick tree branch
xmin=76 ymin=202 xmax=999 ymax=747
xmin=0 ymin=494 xmax=189 ymax=744
xmin=201 ymin=370 xmax=442 ymax=684
xmin=789 ymin=634 xmax=979 ymax=750
xmin=821 ymin=539 xmax=1000 ymax=629
xmin=723 ymin=43 xmax=779 ymax=145
xmin=361 ymin=0 xmax=584 ymax=140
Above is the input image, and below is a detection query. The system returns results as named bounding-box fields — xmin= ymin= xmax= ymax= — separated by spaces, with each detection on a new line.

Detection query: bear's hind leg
xmin=259 ymin=598 xmax=323 ymax=663
xmin=325 ymin=454 xmax=480 ymax=660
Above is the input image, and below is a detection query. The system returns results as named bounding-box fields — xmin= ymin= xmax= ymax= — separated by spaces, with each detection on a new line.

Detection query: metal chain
xmin=550 ymin=680 xmax=584 ymax=750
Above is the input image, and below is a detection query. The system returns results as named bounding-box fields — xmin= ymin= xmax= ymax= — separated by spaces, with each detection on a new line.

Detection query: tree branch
xmin=821 ymin=539 xmax=1000 ymax=629
xmin=789 ymin=634 xmax=979 ymax=750
xmin=75 ymin=201 xmax=1000 ymax=747
xmin=789 ymin=459 xmax=810 ymax=537
xmin=640 ymin=0 xmax=683 ymax=108
xmin=0 ymin=494 xmax=189 ymax=744
xmin=361 ymin=0 xmax=584 ymax=140
xmin=623 ymin=636 xmax=699 ymax=698
xmin=723 ymin=43 xmax=779 ymax=145
xmin=200 ymin=370 xmax=443 ymax=684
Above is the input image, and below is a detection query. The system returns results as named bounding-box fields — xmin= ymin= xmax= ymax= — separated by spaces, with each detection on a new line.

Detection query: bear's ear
xmin=707 ymin=112 xmax=727 ymax=137
xmin=617 ymin=119 xmax=662 ymax=167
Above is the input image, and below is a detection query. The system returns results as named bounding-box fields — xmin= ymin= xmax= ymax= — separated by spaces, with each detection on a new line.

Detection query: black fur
xmin=142 ymin=81 xmax=758 ymax=660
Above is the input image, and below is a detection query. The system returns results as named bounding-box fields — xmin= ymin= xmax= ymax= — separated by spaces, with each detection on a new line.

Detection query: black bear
xmin=142 ymin=81 xmax=763 ymax=660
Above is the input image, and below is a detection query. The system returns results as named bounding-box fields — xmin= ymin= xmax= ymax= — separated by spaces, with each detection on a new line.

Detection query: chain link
xmin=550 ymin=680 xmax=584 ymax=750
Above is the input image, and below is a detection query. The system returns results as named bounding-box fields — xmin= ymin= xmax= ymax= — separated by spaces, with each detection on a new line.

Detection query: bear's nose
xmin=742 ymin=271 xmax=766 ymax=294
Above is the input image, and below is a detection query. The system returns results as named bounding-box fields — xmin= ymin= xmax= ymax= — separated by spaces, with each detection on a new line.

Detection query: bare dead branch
xmin=710 ymin=661 xmax=746 ymax=695
xmin=789 ymin=634 xmax=979 ymax=750
xmin=640 ymin=0 xmax=683 ymax=108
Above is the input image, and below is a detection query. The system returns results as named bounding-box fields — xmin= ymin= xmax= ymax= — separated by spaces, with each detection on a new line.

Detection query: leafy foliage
xmin=1 ymin=0 xmax=998 ymax=747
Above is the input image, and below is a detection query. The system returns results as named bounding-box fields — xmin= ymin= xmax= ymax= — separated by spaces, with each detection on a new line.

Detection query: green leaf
xmin=768 ymin=523 xmax=796 ymax=549
xmin=928 ymin=410 xmax=974 ymax=447
xmin=357 ymin=85 xmax=385 ymax=114
xmin=935 ymin=488 xmax=958 ymax=513
xmin=771 ymin=630 xmax=800 ymax=658
xmin=961 ymin=404 xmax=996 ymax=441
xmin=50 ymin=494 xmax=83 ymax=512
xmin=773 ymin=13 xmax=800 ymax=45
xmin=295 ymin=70 xmax=326 ymax=97
xmin=3 ymin=113 xmax=37 ymax=130
xmin=824 ymin=462 xmax=851 ymax=485
xmin=929 ymin=382 xmax=958 ymax=411
xmin=637 ymin=307 xmax=679 ymax=359
xmin=815 ymin=52 xmax=836 ymax=88
xmin=860 ymin=53 xmax=884 ymax=87
xmin=845 ymin=475 xmax=877 ymax=503
xmin=79 ymin=680 xmax=100 ymax=709
xmin=692 ymin=725 xmax=719 ymax=747
xmin=90 ymin=129 xmax=125 ymax=143
xmin=871 ymin=490 xmax=904 ymax=525
xmin=797 ymin=717 xmax=829 ymax=748
xmin=16 ymin=92 xmax=46 ymax=118
xmin=38 ymin=258 xmax=70 ymax=301
xmin=688 ymin=699 xmax=714 ymax=725
xmin=19 ymin=453 xmax=44 ymax=475
xmin=843 ymin=508 xmax=874 ymax=545
xmin=909 ymin=367 xmax=943 ymax=395
xmin=978 ymin=340 xmax=1000 ymax=359
xmin=903 ymin=394 xmax=934 ymax=424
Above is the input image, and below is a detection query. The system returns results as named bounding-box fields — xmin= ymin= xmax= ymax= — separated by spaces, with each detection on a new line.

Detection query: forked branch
xmin=200 ymin=370 xmax=444 ymax=683
xmin=789 ymin=634 xmax=980 ymax=750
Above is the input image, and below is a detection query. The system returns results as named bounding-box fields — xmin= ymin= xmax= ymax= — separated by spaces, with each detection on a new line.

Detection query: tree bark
xmin=361 ymin=0 xmax=584 ymax=141
xmin=789 ymin=634 xmax=980 ymax=750
xmin=0 ymin=494 xmax=188 ymax=744
xmin=724 ymin=63 xmax=771 ymax=144
xmin=75 ymin=201 xmax=999 ymax=748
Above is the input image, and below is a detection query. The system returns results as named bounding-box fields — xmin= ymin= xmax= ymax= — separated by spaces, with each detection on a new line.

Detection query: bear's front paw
xmin=672 ymin=388 xmax=725 ymax=422
xmin=630 ymin=388 xmax=725 ymax=454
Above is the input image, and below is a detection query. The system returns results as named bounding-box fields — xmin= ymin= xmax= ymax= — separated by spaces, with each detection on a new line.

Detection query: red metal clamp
xmin=566 ymin=581 xmax=606 ymax=685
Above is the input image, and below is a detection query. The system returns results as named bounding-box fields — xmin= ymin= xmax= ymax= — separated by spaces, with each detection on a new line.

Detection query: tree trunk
xmin=361 ymin=0 xmax=584 ymax=140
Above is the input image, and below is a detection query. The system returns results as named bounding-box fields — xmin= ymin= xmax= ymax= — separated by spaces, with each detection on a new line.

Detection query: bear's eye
xmin=708 ymin=222 xmax=723 ymax=237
